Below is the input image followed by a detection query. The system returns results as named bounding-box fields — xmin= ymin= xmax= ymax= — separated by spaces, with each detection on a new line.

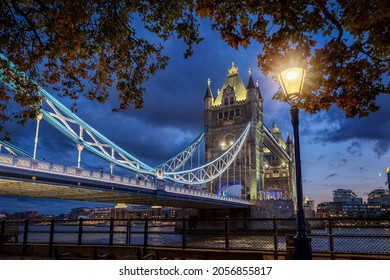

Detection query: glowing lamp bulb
xmin=286 ymin=70 xmax=298 ymax=80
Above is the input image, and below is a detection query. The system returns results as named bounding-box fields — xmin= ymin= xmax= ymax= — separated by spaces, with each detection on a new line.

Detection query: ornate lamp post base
xmin=293 ymin=235 xmax=312 ymax=260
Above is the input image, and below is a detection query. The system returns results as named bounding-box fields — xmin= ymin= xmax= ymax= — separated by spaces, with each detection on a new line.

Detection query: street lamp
xmin=278 ymin=66 xmax=312 ymax=260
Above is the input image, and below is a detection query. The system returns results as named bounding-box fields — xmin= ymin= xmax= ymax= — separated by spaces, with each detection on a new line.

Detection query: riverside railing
xmin=1 ymin=217 xmax=389 ymax=259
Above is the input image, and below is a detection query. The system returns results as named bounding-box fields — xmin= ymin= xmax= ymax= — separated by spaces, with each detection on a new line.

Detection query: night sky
xmin=1 ymin=20 xmax=389 ymax=215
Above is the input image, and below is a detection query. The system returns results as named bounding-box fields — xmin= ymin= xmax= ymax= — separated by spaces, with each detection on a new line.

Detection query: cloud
xmin=347 ymin=141 xmax=363 ymax=157
xmin=324 ymin=173 xmax=339 ymax=180
xmin=311 ymin=94 xmax=390 ymax=157
xmin=373 ymin=140 xmax=390 ymax=158
xmin=329 ymin=159 xmax=347 ymax=168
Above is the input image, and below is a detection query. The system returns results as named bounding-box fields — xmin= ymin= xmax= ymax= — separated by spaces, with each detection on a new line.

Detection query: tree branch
xmin=313 ymin=0 xmax=343 ymax=42
xmin=355 ymin=44 xmax=390 ymax=62
xmin=10 ymin=0 xmax=44 ymax=47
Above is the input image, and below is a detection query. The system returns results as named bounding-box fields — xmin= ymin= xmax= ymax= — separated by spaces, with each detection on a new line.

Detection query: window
xmin=235 ymin=109 xmax=240 ymax=116
xmin=224 ymin=134 xmax=235 ymax=146
xmin=224 ymin=98 xmax=228 ymax=105
xmin=230 ymin=96 xmax=234 ymax=104
xmin=218 ymin=112 xmax=223 ymax=119
xmin=224 ymin=111 xmax=228 ymax=118
xmin=230 ymin=110 xmax=234 ymax=117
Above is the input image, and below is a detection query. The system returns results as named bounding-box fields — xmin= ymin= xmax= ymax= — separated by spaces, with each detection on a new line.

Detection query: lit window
xmin=224 ymin=134 xmax=235 ymax=146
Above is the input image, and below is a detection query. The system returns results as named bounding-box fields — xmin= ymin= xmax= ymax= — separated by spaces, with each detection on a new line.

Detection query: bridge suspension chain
xmin=1 ymin=54 xmax=256 ymax=187
xmin=0 ymin=141 xmax=35 ymax=158
xmin=155 ymin=127 xmax=207 ymax=172
xmin=0 ymin=54 xmax=155 ymax=175
xmin=163 ymin=122 xmax=251 ymax=185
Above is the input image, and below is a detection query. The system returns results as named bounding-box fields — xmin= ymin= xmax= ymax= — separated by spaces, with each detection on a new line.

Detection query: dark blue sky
xmin=1 ymin=20 xmax=389 ymax=215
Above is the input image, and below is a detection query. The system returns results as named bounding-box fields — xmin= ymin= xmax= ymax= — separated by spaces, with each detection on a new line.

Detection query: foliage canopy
xmin=0 ymin=0 xmax=389 ymax=138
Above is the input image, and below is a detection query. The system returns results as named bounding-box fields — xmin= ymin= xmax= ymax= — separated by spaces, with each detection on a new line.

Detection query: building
xmin=333 ymin=189 xmax=366 ymax=217
xmin=333 ymin=189 xmax=362 ymax=204
xmin=89 ymin=207 xmax=115 ymax=220
xmin=316 ymin=202 xmax=329 ymax=218
xmin=316 ymin=189 xmax=367 ymax=218
xmin=303 ymin=196 xmax=315 ymax=218
xmin=88 ymin=205 xmax=182 ymax=220
xmin=5 ymin=211 xmax=39 ymax=220
xmin=367 ymin=189 xmax=390 ymax=217
xmin=203 ymin=63 xmax=295 ymax=203
xmin=68 ymin=207 xmax=92 ymax=220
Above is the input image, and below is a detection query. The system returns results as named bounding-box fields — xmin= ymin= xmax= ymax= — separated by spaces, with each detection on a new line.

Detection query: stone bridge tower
xmin=203 ymin=63 xmax=295 ymax=203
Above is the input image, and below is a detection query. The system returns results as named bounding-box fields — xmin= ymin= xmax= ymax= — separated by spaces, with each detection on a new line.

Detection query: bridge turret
xmin=286 ymin=134 xmax=294 ymax=158
xmin=203 ymin=78 xmax=214 ymax=128
xmin=204 ymin=78 xmax=213 ymax=109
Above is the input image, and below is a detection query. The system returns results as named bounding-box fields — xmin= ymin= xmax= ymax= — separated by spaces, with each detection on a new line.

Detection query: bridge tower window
xmin=224 ymin=133 xmax=235 ymax=146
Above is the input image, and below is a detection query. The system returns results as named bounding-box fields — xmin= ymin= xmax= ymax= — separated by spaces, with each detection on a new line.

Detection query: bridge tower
xmin=204 ymin=63 xmax=295 ymax=203
xmin=204 ymin=63 xmax=264 ymax=200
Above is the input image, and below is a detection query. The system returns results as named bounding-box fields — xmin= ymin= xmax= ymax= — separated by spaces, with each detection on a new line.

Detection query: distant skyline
xmin=1 ymin=20 xmax=389 ymax=215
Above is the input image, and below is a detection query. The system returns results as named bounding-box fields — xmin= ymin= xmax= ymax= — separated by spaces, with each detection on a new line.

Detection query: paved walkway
xmin=0 ymin=254 xmax=55 ymax=260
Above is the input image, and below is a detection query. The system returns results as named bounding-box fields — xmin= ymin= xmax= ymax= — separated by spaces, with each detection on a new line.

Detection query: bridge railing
xmin=0 ymin=153 xmax=252 ymax=205
xmin=1 ymin=217 xmax=389 ymax=259
xmin=164 ymin=186 xmax=251 ymax=205
xmin=0 ymin=153 xmax=154 ymax=189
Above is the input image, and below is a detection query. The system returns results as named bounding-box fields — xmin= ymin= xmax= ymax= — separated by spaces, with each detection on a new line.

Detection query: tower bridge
xmin=0 ymin=54 xmax=295 ymax=217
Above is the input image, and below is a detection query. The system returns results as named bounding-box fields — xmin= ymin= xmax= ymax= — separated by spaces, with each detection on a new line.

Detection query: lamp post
xmin=278 ymin=66 xmax=312 ymax=260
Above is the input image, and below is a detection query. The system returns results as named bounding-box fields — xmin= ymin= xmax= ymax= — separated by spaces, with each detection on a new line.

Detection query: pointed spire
xmin=203 ymin=78 xmax=213 ymax=100
xmin=286 ymin=133 xmax=292 ymax=144
xmin=256 ymin=79 xmax=263 ymax=100
xmin=246 ymin=68 xmax=255 ymax=89
xmin=228 ymin=62 xmax=239 ymax=75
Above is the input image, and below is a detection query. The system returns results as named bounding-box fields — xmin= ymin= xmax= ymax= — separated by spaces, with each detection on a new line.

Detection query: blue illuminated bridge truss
xmin=0 ymin=54 xmax=290 ymax=208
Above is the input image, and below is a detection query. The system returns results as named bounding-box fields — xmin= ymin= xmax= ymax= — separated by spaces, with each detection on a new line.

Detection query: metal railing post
xmin=143 ymin=216 xmax=149 ymax=253
xmin=126 ymin=218 xmax=131 ymax=246
xmin=22 ymin=219 xmax=29 ymax=256
xmin=225 ymin=216 xmax=230 ymax=250
xmin=77 ymin=218 xmax=83 ymax=245
xmin=328 ymin=218 xmax=334 ymax=260
xmin=109 ymin=217 xmax=114 ymax=246
xmin=273 ymin=217 xmax=278 ymax=259
xmin=0 ymin=220 xmax=5 ymax=253
xmin=182 ymin=217 xmax=186 ymax=249
xmin=48 ymin=218 xmax=55 ymax=257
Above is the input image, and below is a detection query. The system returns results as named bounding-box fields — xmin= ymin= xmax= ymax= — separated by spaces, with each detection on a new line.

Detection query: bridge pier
xmin=178 ymin=200 xmax=294 ymax=233
xmin=181 ymin=200 xmax=294 ymax=221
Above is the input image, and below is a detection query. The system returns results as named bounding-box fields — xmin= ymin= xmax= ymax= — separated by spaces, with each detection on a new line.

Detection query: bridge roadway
xmin=0 ymin=154 xmax=250 ymax=209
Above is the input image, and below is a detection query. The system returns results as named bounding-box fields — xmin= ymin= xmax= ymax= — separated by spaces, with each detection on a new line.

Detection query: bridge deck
xmin=0 ymin=154 xmax=250 ymax=209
